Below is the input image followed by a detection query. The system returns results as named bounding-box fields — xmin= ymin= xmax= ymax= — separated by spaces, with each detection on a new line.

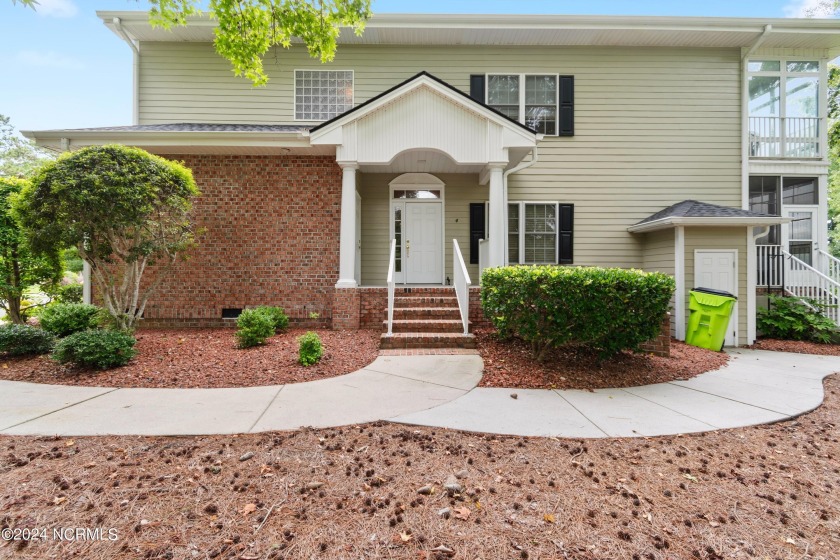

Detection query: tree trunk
xmin=7 ymin=297 xmax=24 ymax=324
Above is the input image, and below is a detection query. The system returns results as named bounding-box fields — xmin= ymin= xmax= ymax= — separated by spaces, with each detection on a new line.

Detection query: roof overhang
xmin=628 ymin=216 xmax=791 ymax=233
xmin=21 ymin=129 xmax=318 ymax=155
xmin=98 ymin=12 xmax=840 ymax=56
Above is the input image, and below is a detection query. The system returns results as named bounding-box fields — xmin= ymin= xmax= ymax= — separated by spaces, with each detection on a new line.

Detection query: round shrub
xmin=236 ymin=308 xmax=275 ymax=348
xmin=298 ymin=331 xmax=323 ymax=366
xmin=0 ymin=324 xmax=55 ymax=356
xmin=51 ymin=329 xmax=136 ymax=369
xmin=55 ymin=283 xmax=83 ymax=304
xmin=481 ymin=266 xmax=675 ymax=360
xmin=39 ymin=303 xmax=101 ymax=337
xmin=254 ymin=306 xmax=289 ymax=332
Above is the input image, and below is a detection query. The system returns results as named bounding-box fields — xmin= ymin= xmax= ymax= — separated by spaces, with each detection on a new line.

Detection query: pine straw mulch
xmin=1 ymin=377 xmax=838 ymax=560
xmin=0 ymin=329 xmax=381 ymax=389
xmin=750 ymin=338 xmax=840 ymax=357
xmin=475 ymin=328 xmax=730 ymax=390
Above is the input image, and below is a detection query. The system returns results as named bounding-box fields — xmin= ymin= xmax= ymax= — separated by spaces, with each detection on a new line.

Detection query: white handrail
xmin=781 ymin=249 xmax=840 ymax=324
xmin=386 ymin=239 xmax=396 ymax=336
xmin=817 ymin=249 xmax=840 ymax=286
xmin=452 ymin=239 xmax=471 ymax=335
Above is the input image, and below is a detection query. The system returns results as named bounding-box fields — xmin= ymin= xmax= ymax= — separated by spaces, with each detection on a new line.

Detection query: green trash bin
xmin=685 ymin=287 xmax=737 ymax=352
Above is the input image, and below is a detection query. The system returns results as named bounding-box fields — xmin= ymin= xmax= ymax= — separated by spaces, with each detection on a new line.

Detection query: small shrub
xmin=254 ymin=306 xmax=289 ymax=332
xmin=51 ymin=329 xmax=136 ymax=369
xmin=0 ymin=324 xmax=55 ymax=356
xmin=39 ymin=303 xmax=101 ymax=337
xmin=55 ymin=283 xmax=83 ymax=304
xmin=236 ymin=308 xmax=275 ymax=348
xmin=757 ymin=296 xmax=837 ymax=343
xmin=481 ymin=266 xmax=675 ymax=360
xmin=298 ymin=331 xmax=323 ymax=366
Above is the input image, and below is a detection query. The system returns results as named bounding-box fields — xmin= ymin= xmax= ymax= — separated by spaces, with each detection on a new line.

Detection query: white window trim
xmin=746 ymin=59 xmax=823 ymax=121
xmin=293 ymin=69 xmax=355 ymax=122
xmin=507 ymin=201 xmax=564 ymax=265
xmin=485 ymin=73 xmax=560 ymax=136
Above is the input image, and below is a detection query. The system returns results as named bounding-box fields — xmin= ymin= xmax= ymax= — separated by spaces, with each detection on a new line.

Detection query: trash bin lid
xmin=691 ymin=287 xmax=737 ymax=300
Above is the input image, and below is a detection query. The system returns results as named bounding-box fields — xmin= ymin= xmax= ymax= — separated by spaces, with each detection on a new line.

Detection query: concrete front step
xmin=383 ymin=319 xmax=467 ymax=333
xmin=393 ymin=296 xmax=459 ymax=308
xmin=379 ymin=332 xmax=477 ymax=350
xmin=392 ymin=307 xmax=462 ymax=320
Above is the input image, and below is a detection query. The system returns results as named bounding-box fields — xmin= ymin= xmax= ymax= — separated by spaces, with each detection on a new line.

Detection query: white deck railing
xmin=781 ymin=249 xmax=840 ymax=324
xmin=749 ymin=116 xmax=821 ymax=159
xmin=452 ymin=239 xmax=471 ymax=335
xmin=818 ymin=249 xmax=840 ymax=287
xmin=756 ymin=244 xmax=784 ymax=287
xmin=386 ymin=239 xmax=396 ymax=336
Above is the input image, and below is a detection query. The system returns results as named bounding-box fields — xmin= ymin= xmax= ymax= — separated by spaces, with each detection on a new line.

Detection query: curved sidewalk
xmin=391 ymin=349 xmax=840 ymax=437
xmin=0 ymin=349 xmax=837 ymax=438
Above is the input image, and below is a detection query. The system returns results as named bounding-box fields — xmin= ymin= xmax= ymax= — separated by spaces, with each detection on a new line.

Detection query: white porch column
xmin=336 ymin=164 xmax=358 ymax=288
xmin=82 ymin=260 xmax=92 ymax=304
xmin=487 ymin=165 xmax=506 ymax=268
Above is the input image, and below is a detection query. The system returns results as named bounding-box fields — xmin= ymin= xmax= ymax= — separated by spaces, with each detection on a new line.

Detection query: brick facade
xmin=140 ymin=154 xmax=342 ymax=327
xmin=639 ymin=313 xmax=671 ymax=357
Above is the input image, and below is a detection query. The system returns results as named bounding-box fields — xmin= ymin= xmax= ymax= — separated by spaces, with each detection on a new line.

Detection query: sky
xmin=0 ymin=0 xmax=836 ymax=133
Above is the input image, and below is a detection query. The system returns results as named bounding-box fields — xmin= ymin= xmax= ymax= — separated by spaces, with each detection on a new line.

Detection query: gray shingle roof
xmin=43 ymin=123 xmax=309 ymax=133
xmin=636 ymin=200 xmax=774 ymax=225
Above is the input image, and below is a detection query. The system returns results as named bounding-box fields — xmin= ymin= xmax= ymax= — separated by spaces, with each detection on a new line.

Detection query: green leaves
xmin=757 ymin=296 xmax=837 ymax=343
xmin=148 ymin=0 xmax=372 ymax=86
xmin=480 ymin=266 xmax=675 ymax=360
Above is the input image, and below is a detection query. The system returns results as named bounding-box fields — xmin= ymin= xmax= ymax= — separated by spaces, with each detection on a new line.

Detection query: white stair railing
xmin=756 ymin=245 xmax=784 ymax=287
xmin=452 ymin=239 xmax=471 ymax=335
xmin=817 ymin=249 xmax=840 ymax=287
xmin=386 ymin=239 xmax=396 ymax=336
xmin=782 ymin=249 xmax=840 ymax=324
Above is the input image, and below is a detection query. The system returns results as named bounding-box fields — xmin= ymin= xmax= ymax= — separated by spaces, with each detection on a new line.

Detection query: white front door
xmin=405 ymin=202 xmax=443 ymax=284
xmin=694 ymin=250 xmax=738 ymax=347
xmin=782 ymin=206 xmax=818 ymax=267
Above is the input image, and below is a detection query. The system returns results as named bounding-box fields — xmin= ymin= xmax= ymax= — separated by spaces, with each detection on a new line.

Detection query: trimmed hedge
xmin=51 ymin=329 xmax=136 ymax=369
xmin=481 ymin=266 xmax=675 ymax=360
xmin=39 ymin=303 xmax=101 ymax=337
xmin=0 ymin=324 xmax=55 ymax=356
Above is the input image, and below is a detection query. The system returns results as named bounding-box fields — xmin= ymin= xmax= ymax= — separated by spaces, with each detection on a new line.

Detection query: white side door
xmin=405 ymin=202 xmax=443 ymax=284
xmin=694 ymin=250 xmax=738 ymax=347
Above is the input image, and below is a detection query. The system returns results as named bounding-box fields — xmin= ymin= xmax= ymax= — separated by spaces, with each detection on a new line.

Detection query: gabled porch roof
xmin=628 ymin=200 xmax=790 ymax=233
xmin=308 ymin=72 xmax=539 ymax=181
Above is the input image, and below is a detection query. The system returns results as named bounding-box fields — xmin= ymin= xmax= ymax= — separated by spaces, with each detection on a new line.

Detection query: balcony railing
xmin=749 ymin=116 xmax=821 ymax=159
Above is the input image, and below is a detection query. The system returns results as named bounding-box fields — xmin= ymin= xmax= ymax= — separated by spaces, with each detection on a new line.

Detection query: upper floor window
xmin=487 ymin=74 xmax=558 ymax=135
xmin=295 ymin=70 xmax=353 ymax=121
xmin=748 ymin=59 xmax=821 ymax=158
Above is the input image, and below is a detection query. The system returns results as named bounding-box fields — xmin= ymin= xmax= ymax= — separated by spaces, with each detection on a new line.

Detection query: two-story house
xmin=24 ymin=12 xmax=840 ymax=349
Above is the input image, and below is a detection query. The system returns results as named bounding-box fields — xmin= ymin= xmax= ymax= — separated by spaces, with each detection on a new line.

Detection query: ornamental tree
xmin=14 ymin=145 xmax=200 ymax=331
xmin=0 ymin=177 xmax=62 ymax=324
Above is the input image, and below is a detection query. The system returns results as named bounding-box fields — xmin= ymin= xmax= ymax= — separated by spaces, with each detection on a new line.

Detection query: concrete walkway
xmin=391 ymin=349 xmax=840 ymax=437
xmin=0 ymin=349 xmax=837 ymax=438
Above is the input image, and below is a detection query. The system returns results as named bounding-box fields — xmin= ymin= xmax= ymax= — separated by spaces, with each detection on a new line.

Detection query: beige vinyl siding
xmin=684 ymin=227 xmax=748 ymax=346
xmin=139 ymin=42 xmax=742 ymax=270
xmin=357 ymin=173 xmax=484 ymax=285
xmin=642 ymin=229 xmax=676 ymax=337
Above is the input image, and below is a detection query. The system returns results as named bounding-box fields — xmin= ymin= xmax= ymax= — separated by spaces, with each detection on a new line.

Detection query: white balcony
xmin=749 ymin=116 xmax=822 ymax=159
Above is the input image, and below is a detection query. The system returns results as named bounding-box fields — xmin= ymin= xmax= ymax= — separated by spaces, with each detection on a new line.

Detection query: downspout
xmin=502 ymin=141 xmax=541 ymax=261
xmin=747 ymin=225 xmax=771 ymax=345
xmin=112 ymin=17 xmax=140 ymax=125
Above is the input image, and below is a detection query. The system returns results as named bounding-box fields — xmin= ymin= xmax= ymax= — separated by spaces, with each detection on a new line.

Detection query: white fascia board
xmin=627 ymin=216 xmax=791 ymax=233
xmin=309 ymin=76 xmax=536 ymax=147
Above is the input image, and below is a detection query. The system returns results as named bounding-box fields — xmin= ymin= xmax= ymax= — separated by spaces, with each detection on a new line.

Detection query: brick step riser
xmin=393 ymin=297 xmax=459 ymax=308
xmin=380 ymin=336 xmax=477 ymax=350
xmin=384 ymin=322 xmax=465 ymax=334
xmin=392 ymin=308 xmax=462 ymax=320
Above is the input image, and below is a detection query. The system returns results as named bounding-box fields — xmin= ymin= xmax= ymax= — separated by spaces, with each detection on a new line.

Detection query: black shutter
xmin=558 ymin=204 xmax=573 ymax=264
xmin=469 ymin=75 xmax=486 ymax=103
xmin=558 ymin=75 xmax=574 ymax=136
xmin=469 ymin=203 xmax=486 ymax=265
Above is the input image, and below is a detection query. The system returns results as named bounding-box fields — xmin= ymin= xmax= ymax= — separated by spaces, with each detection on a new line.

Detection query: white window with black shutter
xmin=469 ymin=74 xmax=574 ymax=136
xmin=506 ymin=202 xmax=573 ymax=265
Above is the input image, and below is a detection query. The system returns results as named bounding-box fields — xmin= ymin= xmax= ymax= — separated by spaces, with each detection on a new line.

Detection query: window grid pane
xmin=524 ymin=204 xmax=556 ymax=264
xmin=295 ymin=70 xmax=353 ymax=121
xmin=507 ymin=204 xmax=519 ymax=264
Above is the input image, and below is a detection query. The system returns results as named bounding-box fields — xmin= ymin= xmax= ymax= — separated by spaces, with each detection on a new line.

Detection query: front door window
xmin=784 ymin=207 xmax=818 ymax=266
